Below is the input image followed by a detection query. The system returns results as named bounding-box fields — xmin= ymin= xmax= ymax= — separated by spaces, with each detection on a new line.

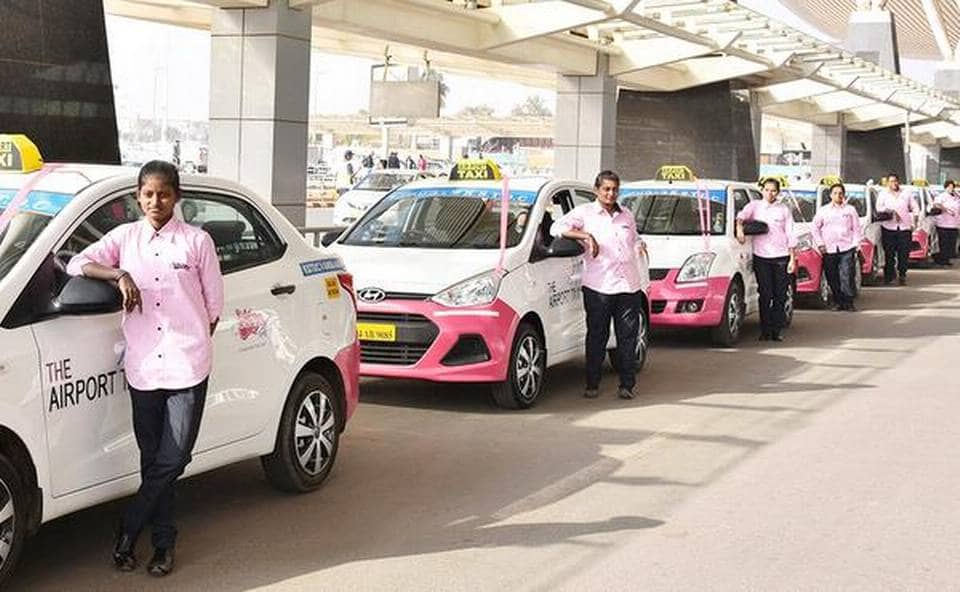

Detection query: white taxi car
xmin=619 ymin=166 xmax=793 ymax=347
xmin=327 ymin=160 xmax=651 ymax=409
xmin=0 ymin=136 xmax=359 ymax=586
xmin=332 ymin=169 xmax=431 ymax=227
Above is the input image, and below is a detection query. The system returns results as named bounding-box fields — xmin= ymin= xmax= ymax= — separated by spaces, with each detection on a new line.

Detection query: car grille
xmin=651 ymin=300 xmax=668 ymax=314
xmin=649 ymin=268 xmax=671 ymax=281
xmin=357 ymin=312 xmax=439 ymax=366
xmin=385 ymin=292 xmax=430 ymax=301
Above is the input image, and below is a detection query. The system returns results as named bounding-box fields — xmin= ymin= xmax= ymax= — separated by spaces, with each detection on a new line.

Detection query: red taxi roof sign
xmin=655 ymin=165 xmax=696 ymax=182
xmin=449 ymin=159 xmax=502 ymax=181
xmin=0 ymin=134 xmax=43 ymax=174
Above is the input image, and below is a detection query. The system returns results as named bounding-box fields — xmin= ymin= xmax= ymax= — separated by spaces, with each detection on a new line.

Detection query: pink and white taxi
xmin=904 ymin=182 xmax=940 ymax=264
xmin=778 ymin=183 xmax=826 ymax=307
xmin=618 ymin=167 xmax=793 ymax=347
xmin=327 ymin=161 xmax=651 ymax=409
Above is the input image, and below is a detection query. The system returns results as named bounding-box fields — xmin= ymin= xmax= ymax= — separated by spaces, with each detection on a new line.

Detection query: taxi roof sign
xmin=449 ymin=158 xmax=502 ymax=181
xmin=655 ymin=165 xmax=696 ymax=182
xmin=819 ymin=175 xmax=843 ymax=186
xmin=911 ymin=178 xmax=929 ymax=187
xmin=0 ymin=134 xmax=43 ymax=174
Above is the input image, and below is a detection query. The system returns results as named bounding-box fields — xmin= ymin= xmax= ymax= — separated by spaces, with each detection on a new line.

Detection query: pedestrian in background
xmin=336 ymin=150 xmax=356 ymax=196
xmin=67 ymin=161 xmax=223 ymax=577
xmin=736 ymin=177 xmax=797 ymax=342
xmin=812 ymin=182 xmax=861 ymax=311
xmin=932 ymin=180 xmax=959 ymax=266
xmin=875 ymin=172 xmax=918 ymax=285
xmin=551 ymin=170 xmax=646 ymax=400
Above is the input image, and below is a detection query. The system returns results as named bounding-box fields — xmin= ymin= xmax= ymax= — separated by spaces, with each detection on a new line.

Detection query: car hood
xmin=342 ymin=189 xmax=389 ymax=205
xmin=643 ymin=234 xmax=729 ymax=269
xmin=331 ymin=244 xmax=506 ymax=295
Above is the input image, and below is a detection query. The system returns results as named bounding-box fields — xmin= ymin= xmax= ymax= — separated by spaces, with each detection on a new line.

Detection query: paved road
xmin=12 ymin=267 xmax=960 ymax=591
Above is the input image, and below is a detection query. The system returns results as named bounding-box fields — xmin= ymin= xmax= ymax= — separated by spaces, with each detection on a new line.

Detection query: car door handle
xmin=271 ymin=284 xmax=296 ymax=296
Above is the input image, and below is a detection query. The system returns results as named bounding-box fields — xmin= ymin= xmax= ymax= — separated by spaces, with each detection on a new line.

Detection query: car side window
xmin=733 ymin=189 xmax=752 ymax=214
xmin=60 ymin=193 xmax=141 ymax=258
xmin=573 ymin=190 xmax=595 ymax=209
xmin=180 ymin=192 xmax=286 ymax=275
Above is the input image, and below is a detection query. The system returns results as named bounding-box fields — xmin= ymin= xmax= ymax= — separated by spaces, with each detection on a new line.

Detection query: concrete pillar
xmin=845 ymin=8 xmax=900 ymax=73
xmin=554 ymin=55 xmax=617 ymax=181
xmin=209 ymin=0 xmax=311 ymax=227
xmin=935 ymin=62 xmax=960 ymax=99
xmin=809 ymin=116 xmax=847 ymax=181
xmin=910 ymin=142 xmax=942 ymax=183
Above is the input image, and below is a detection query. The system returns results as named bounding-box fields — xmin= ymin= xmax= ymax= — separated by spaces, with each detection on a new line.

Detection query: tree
xmin=458 ymin=104 xmax=495 ymax=118
xmin=511 ymin=95 xmax=553 ymax=117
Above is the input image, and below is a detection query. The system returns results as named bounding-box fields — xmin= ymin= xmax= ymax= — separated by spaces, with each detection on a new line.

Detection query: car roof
xmin=398 ymin=176 xmax=553 ymax=193
xmin=621 ymin=180 xmax=743 ymax=190
xmin=0 ymin=164 xmax=138 ymax=195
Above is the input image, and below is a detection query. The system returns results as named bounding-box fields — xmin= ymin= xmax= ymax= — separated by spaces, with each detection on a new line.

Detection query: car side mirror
xmin=547 ymin=237 xmax=585 ymax=257
xmin=321 ymin=228 xmax=346 ymax=247
xmin=54 ymin=276 xmax=122 ymax=315
xmin=741 ymin=221 xmax=769 ymax=236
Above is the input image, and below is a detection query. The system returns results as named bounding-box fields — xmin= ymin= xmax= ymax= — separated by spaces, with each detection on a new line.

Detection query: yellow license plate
xmin=357 ymin=322 xmax=396 ymax=342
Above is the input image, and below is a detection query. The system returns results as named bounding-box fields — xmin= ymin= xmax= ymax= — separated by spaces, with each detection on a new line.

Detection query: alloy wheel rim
xmin=0 ymin=478 xmax=14 ymax=570
xmin=294 ymin=390 xmax=336 ymax=476
xmin=728 ymin=290 xmax=742 ymax=336
xmin=515 ymin=335 xmax=543 ymax=402
xmin=820 ymin=272 xmax=831 ymax=305
xmin=785 ymin=284 xmax=795 ymax=320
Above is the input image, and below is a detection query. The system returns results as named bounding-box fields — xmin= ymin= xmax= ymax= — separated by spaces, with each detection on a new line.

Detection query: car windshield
xmin=0 ymin=189 xmax=73 ymax=283
xmin=341 ymin=186 xmax=537 ymax=249
xmin=784 ymin=191 xmax=818 ymax=223
xmin=354 ymin=172 xmax=417 ymax=192
xmin=620 ymin=189 xmax=727 ymax=235
xmin=818 ymin=187 xmax=868 ymax=217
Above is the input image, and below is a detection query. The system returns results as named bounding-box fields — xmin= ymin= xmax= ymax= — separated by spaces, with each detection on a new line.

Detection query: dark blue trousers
xmin=582 ymin=287 xmax=642 ymax=391
xmin=122 ymin=379 xmax=207 ymax=549
xmin=823 ymin=248 xmax=858 ymax=307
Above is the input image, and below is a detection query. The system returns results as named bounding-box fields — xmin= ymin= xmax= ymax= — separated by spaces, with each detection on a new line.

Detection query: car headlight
xmin=676 ymin=253 xmax=716 ymax=283
xmin=431 ymin=270 xmax=502 ymax=307
xmin=796 ymin=233 xmax=815 ymax=251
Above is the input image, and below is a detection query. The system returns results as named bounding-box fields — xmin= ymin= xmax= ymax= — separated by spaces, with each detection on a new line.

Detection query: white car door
xmin=178 ymin=189 xmax=298 ymax=453
xmin=32 ymin=191 xmax=143 ymax=496
xmin=526 ymin=188 xmax=585 ymax=358
xmin=731 ymin=186 xmax=759 ymax=310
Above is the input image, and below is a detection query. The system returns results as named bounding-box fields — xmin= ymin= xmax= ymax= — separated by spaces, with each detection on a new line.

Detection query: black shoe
xmin=759 ymin=333 xmax=770 ymax=341
xmin=898 ymin=277 xmax=907 ymax=286
xmin=147 ymin=547 xmax=175 ymax=577
xmin=112 ymin=533 xmax=137 ymax=572
xmin=617 ymin=387 xmax=636 ymax=400
xmin=883 ymin=279 xmax=894 ymax=286
xmin=771 ymin=333 xmax=785 ymax=342
xmin=845 ymin=303 xmax=857 ymax=312
xmin=583 ymin=388 xmax=599 ymax=399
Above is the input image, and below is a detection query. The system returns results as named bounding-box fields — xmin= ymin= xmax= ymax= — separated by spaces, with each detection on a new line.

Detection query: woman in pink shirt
xmin=67 ymin=161 xmax=223 ymax=577
xmin=812 ymin=183 xmax=861 ymax=311
xmin=736 ymin=178 xmax=797 ymax=342
xmin=932 ymin=180 xmax=959 ymax=266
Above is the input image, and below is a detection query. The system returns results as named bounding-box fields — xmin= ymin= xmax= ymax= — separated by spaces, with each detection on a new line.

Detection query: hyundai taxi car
xmin=904 ymin=181 xmax=940 ymax=264
xmin=619 ymin=166 xmax=793 ymax=347
xmin=332 ymin=169 xmax=431 ymax=227
xmin=776 ymin=182 xmax=826 ymax=308
xmin=328 ymin=159 xmax=651 ymax=409
xmin=0 ymin=136 xmax=359 ymax=586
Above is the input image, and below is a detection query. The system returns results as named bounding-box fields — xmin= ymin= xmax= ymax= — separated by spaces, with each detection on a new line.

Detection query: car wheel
xmin=868 ymin=248 xmax=883 ymax=285
xmin=853 ymin=255 xmax=863 ymax=296
xmin=710 ymin=280 xmax=744 ymax=347
xmin=783 ymin=277 xmax=796 ymax=328
xmin=261 ymin=372 xmax=343 ymax=493
xmin=0 ymin=454 xmax=26 ymax=589
xmin=491 ymin=323 xmax=545 ymax=409
xmin=608 ymin=305 xmax=649 ymax=374
xmin=816 ymin=269 xmax=832 ymax=309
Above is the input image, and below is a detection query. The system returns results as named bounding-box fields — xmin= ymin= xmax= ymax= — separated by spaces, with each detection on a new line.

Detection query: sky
xmin=104 ymin=2 xmax=940 ymax=123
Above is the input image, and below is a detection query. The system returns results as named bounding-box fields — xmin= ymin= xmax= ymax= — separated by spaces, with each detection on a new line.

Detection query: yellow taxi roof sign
xmin=819 ymin=175 xmax=843 ymax=186
xmin=655 ymin=165 xmax=696 ymax=182
xmin=759 ymin=174 xmax=790 ymax=189
xmin=0 ymin=134 xmax=43 ymax=174
xmin=449 ymin=159 xmax=502 ymax=181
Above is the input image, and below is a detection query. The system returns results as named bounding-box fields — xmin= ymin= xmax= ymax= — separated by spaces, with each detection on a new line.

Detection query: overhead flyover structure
xmin=105 ymin=0 xmax=960 ymax=220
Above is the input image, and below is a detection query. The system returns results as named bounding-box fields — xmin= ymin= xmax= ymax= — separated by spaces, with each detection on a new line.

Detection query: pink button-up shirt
xmin=551 ymin=201 xmax=644 ymax=295
xmin=67 ymin=218 xmax=224 ymax=391
xmin=812 ymin=202 xmax=861 ymax=253
xmin=933 ymin=191 xmax=960 ymax=229
xmin=736 ymin=199 xmax=797 ymax=258
xmin=876 ymin=189 xmax=919 ymax=232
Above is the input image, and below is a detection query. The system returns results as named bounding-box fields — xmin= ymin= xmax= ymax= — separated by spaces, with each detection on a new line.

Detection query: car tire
xmin=491 ymin=322 xmax=546 ymax=410
xmin=783 ymin=277 xmax=796 ymax=328
xmin=867 ymin=248 xmax=883 ymax=285
xmin=816 ymin=269 xmax=832 ymax=309
xmin=261 ymin=372 xmax=343 ymax=493
xmin=853 ymin=255 xmax=863 ymax=297
xmin=608 ymin=305 xmax=649 ymax=374
xmin=710 ymin=280 xmax=744 ymax=347
xmin=0 ymin=453 xmax=27 ymax=589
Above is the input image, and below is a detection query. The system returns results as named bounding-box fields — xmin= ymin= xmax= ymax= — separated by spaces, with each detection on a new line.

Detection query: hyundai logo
xmin=358 ymin=288 xmax=387 ymax=303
